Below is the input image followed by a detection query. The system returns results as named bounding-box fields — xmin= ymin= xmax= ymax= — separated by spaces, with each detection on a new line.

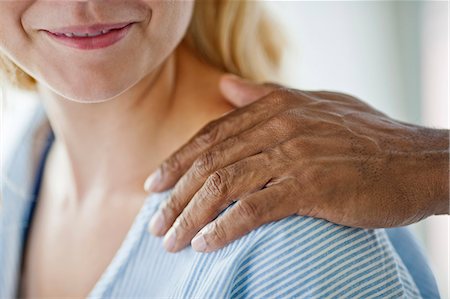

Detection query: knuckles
xmin=235 ymin=199 xmax=261 ymax=221
xmin=264 ymin=105 xmax=313 ymax=138
xmin=204 ymin=170 xmax=231 ymax=198
xmin=266 ymin=113 xmax=302 ymax=136
xmin=174 ymin=210 xmax=196 ymax=232
xmin=264 ymin=88 xmax=297 ymax=106
xmin=196 ymin=120 xmax=220 ymax=147
xmin=161 ymin=191 xmax=187 ymax=220
xmin=193 ymin=151 xmax=218 ymax=177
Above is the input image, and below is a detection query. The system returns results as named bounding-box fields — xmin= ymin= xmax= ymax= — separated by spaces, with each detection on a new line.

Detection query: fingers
xmin=149 ymin=124 xmax=279 ymax=236
xmin=144 ymin=90 xmax=289 ymax=193
xmin=160 ymin=153 xmax=274 ymax=252
xmin=191 ymin=181 xmax=296 ymax=252
xmin=219 ymin=74 xmax=278 ymax=107
xmin=147 ymin=116 xmax=298 ymax=239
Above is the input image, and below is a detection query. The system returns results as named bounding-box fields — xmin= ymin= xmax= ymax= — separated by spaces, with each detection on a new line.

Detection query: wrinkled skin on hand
xmin=145 ymin=75 xmax=450 ymax=253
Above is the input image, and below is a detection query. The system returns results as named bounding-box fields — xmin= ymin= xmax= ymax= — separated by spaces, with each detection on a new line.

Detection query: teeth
xmin=72 ymin=32 xmax=87 ymax=37
xmin=61 ymin=30 xmax=110 ymax=38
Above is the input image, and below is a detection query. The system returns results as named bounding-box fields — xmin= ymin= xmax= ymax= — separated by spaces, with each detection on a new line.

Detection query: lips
xmin=43 ymin=22 xmax=134 ymax=50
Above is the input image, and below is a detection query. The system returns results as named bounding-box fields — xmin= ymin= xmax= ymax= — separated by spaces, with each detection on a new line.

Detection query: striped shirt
xmin=1 ymin=106 xmax=422 ymax=298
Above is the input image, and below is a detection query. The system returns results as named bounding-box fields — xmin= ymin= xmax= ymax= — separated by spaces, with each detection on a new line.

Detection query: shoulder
xmin=228 ymin=216 xmax=421 ymax=298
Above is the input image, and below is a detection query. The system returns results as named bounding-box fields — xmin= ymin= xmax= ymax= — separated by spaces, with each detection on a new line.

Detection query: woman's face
xmin=0 ymin=1 xmax=194 ymax=103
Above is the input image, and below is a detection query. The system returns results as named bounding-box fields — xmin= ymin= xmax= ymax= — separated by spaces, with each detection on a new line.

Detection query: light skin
xmin=0 ymin=1 xmax=234 ymax=297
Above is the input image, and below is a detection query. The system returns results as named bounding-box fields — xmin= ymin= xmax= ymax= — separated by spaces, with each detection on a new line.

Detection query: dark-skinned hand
xmin=145 ymin=74 xmax=449 ymax=253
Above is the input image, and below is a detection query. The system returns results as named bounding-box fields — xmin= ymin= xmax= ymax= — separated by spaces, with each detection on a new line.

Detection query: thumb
xmin=219 ymin=74 xmax=278 ymax=107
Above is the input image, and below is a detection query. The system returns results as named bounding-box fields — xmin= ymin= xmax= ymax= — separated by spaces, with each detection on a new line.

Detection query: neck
xmin=39 ymin=44 xmax=233 ymax=201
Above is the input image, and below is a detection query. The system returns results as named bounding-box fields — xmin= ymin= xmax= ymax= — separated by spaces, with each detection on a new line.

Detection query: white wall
xmin=270 ymin=1 xmax=416 ymax=122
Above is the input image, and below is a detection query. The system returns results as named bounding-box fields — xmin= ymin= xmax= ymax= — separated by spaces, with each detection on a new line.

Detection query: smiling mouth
xmin=47 ymin=22 xmax=131 ymax=37
xmin=53 ymin=29 xmax=114 ymax=38
xmin=43 ymin=22 xmax=134 ymax=50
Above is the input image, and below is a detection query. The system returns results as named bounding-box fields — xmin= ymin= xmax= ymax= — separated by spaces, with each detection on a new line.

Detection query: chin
xmin=63 ymin=92 xmax=124 ymax=104
xmin=64 ymin=87 xmax=130 ymax=104
xmin=43 ymin=73 xmax=140 ymax=104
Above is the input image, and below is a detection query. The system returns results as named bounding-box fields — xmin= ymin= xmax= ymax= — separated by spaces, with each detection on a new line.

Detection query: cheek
xmin=139 ymin=1 xmax=195 ymax=68
xmin=0 ymin=2 xmax=37 ymax=76
xmin=148 ymin=0 xmax=195 ymax=39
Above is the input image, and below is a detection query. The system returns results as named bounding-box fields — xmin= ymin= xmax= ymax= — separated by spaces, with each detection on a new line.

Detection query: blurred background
xmin=1 ymin=0 xmax=448 ymax=297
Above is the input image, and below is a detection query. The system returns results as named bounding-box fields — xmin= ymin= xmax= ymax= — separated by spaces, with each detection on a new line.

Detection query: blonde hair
xmin=0 ymin=0 xmax=283 ymax=90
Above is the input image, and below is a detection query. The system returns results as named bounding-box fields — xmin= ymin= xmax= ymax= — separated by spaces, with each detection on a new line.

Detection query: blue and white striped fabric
xmin=1 ymin=106 xmax=423 ymax=298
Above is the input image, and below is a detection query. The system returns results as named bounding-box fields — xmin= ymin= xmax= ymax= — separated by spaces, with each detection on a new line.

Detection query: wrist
xmin=402 ymin=126 xmax=449 ymax=216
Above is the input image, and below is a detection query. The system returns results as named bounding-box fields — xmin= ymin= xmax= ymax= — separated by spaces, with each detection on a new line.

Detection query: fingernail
xmin=191 ymin=232 xmax=207 ymax=252
xmin=163 ymin=227 xmax=177 ymax=252
xmin=144 ymin=169 xmax=162 ymax=192
xmin=148 ymin=210 xmax=166 ymax=236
